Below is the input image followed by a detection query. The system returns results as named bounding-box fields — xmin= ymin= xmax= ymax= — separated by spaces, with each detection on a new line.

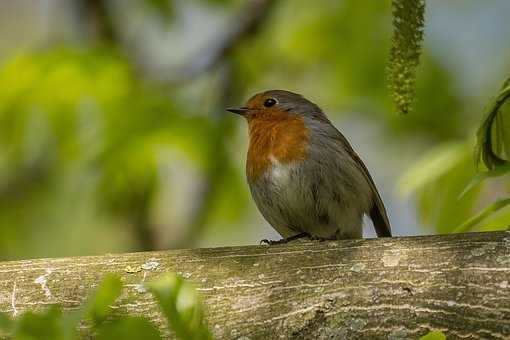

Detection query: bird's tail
xmin=370 ymin=198 xmax=392 ymax=237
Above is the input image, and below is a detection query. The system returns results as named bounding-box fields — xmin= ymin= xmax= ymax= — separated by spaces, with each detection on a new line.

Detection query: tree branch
xmin=0 ymin=231 xmax=508 ymax=338
xmin=77 ymin=0 xmax=117 ymax=43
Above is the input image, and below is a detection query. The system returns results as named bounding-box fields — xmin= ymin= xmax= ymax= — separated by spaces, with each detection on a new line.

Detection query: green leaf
xmin=59 ymin=309 xmax=85 ymax=340
xmin=475 ymin=208 xmax=510 ymax=232
xmin=86 ymin=274 xmax=122 ymax=325
xmin=57 ymin=275 xmax=123 ymax=339
xmin=454 ymin=198 xmax=510 ymax=233
xmin=420 ymin=330 xmax=447 ymax=340
xmin=458 ymin=163 xmax=510 ymax=199
xmin=398 ymin=141 xmax=481 ymax=233
xmin=148 ymin=274 xmax=211 ymax=340
xmin=388 ymin=0 xmax=426 ymax=114
xmin=13 ymin=306 xmax=64 ymax=340
xmin=96 ymin=316 xmax=162 ymax=340
xmin=397 ymin=142 xmax=468 ymax=197
xmin=0 ymin=312 xmax=13 ymax=335
xmin=475 ymin=76 xmax=510 ymax=170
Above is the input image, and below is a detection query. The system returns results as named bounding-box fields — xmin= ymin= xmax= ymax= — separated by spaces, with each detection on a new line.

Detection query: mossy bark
xmin=0 ymin=232 xmax=509 ymax=339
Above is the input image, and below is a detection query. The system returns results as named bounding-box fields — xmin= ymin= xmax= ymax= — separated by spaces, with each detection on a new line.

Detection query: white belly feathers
xmin=268 ymin=154 xmax=294 ymax=185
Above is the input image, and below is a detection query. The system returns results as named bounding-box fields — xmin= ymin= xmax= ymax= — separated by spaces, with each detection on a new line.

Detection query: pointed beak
xmin=226 ymin=107 xmax=249 ymax=116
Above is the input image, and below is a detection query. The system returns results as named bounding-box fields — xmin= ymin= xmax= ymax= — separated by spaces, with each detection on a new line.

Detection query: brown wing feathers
xmin=334 ymin=130 xmax=392 ymax=237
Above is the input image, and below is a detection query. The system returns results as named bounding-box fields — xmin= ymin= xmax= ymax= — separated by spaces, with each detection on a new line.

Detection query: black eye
xmin=263 ymin=98 xmax=277 ymax=107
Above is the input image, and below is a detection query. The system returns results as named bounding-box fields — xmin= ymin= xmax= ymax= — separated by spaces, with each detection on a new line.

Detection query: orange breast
xmin=246 ymin=113 xmax=310 ymax=180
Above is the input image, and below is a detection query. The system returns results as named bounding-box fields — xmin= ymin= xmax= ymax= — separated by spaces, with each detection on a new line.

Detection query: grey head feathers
xmin=258 ymin=90 xmax=330 ymax=122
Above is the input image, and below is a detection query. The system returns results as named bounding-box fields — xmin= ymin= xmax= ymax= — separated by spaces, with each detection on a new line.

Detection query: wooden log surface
xmin=0 ymin=231 xmax=509 ymax=339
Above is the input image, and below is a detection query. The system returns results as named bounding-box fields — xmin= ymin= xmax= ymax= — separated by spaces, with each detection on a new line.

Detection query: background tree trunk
xmin=0 ymin=231 xmax=509 ymax=339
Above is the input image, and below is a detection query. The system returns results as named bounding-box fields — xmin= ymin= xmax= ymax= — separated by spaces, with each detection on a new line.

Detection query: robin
xmin=227 ymin=90 xmax=391 ymax=243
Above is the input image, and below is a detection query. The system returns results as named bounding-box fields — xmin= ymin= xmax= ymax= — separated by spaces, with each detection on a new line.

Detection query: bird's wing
xmin=332 ymin=129 xmax=392 ymax=237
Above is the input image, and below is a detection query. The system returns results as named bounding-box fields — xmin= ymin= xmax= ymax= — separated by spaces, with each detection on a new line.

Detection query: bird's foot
xmin=260 ymin=232 xmax=310 ymax=245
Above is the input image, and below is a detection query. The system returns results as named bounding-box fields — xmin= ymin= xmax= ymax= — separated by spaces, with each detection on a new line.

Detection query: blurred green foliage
xmin=398 ymin=142 xmax=480 ymax=233
xmin=400 ymin=76 xmax=510 ymax=233
xmin=148 ymin=274 xmax=212 ymax=340
xmin=420 ymin=330 xmax=447 ymax=340
xmin=0 ymin=274 xmax=210 ymax=340
xmin=144 ymin=0 xmax=175 ymax=21
xmin=0 ymin=0 xmax=507 ymax=258
xmin=0 ymin=47 xmax=242 ymax=257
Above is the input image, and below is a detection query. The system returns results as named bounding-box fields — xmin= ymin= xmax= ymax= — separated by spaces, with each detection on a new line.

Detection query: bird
xmin=227 ymin=90 xmax=391 ymax=243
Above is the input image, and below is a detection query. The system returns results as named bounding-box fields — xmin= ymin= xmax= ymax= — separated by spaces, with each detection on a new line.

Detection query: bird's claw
xmin=260 ymin=232 xmax=311 ymax=245
xmin=259 ymin=238 xmax=284 ymax=245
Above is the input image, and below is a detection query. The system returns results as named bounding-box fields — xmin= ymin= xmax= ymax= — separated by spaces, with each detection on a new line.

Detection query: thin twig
xmin=77 ymin=0 xmax=117 ymax=42
xmin=158 ymin=0 xmax=277 ymax=85
xmin=178 ymin=61 xmax=238 ymax=248
xmin=175 ymin=1 xmax=278 ymax=247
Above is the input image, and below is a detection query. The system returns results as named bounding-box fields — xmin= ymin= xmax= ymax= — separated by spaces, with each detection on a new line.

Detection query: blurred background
xmin=0 ymin=0 xmax=509 ymax=260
